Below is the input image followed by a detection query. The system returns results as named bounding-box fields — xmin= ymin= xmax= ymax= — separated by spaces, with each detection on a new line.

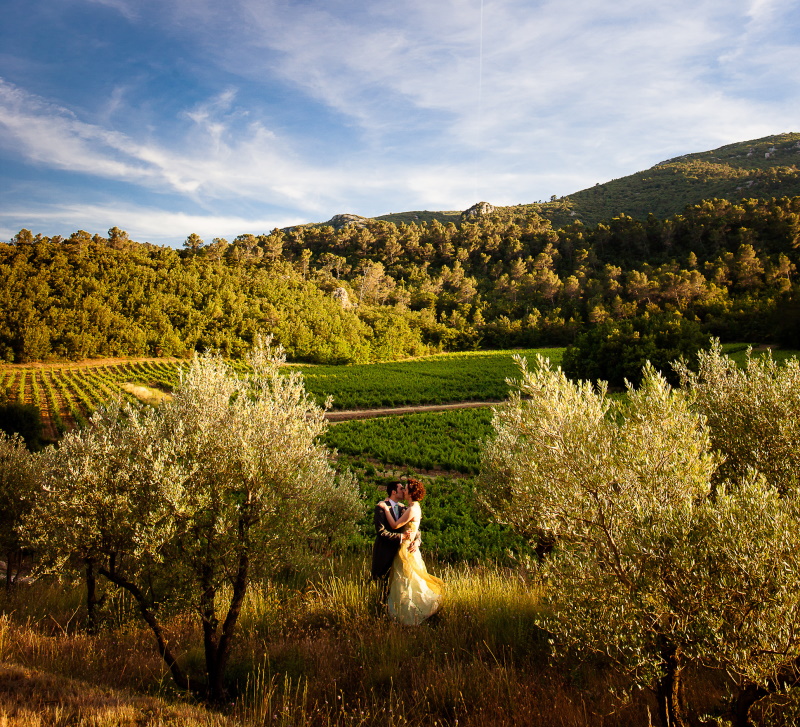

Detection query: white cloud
xmin=3 ymin=0 xmax=800 ymax=237
xmin=0 ymin=78 xmax=371 ymax=212
xmin=195 ymin=0 xmax=798 ymax=170
xmin=0 ymin=202 xmax=306 ymax=245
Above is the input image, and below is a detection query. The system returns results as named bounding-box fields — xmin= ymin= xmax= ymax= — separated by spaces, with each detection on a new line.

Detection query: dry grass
xmin=0 ymin=561 xmax=659 ymax=726
xmin=121 ymin=382 xmax=173 ymax=405
xmin=0 ymin=663 xmax=233 ymax=727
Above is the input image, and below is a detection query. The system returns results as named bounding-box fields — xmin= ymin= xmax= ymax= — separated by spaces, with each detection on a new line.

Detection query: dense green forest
xmin=2 ymin=191 xmax=799 ymax=363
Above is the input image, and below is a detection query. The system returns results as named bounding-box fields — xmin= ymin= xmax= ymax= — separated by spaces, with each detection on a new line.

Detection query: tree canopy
xmin=26 ymin=338 xmax=361 ymax=701
xmin=480 ymin=352 xmax=800 ymax=727
xmin=1 ymin=194 xmax=798 ymax=364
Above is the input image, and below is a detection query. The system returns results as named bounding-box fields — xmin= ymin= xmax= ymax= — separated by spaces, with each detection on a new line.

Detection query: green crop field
xmin=296 ymin=347 xmax=565 ymax=409
xmin=1 ymin=344 xmax=796 ymax=442
xmin=0 ymin=348 xmax=563 ymax=436
xmin=324 ymin=407 xmax=494 ymax=474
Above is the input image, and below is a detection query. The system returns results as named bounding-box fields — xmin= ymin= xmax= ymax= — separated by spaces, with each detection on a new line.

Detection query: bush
xmin=773 ymin=298 xmax=800 ymax=348
xmin=0 ymin=394 xmax=43 ymax=451
xmin=561 ymin=313 xmax=710 ymax=387
xmin=480 ymin=355 xmax=800 ymax=727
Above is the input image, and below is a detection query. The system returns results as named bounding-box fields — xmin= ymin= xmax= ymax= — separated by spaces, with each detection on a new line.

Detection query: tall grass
xmin=0 ymin=558 xmax=652 ymax=726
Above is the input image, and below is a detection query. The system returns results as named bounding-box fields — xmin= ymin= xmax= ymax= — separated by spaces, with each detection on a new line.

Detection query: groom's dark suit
xmin=371 ymin=499 xmax=406 ymax=582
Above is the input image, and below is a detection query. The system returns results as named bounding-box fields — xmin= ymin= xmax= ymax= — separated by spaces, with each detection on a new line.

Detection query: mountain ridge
xmin=311 ymin=132 xmax=800 ymax=231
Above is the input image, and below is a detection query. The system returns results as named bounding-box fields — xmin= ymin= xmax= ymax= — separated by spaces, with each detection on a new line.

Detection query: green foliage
xmin=0 ymin=432 xmax=38 ymax=582
xmin=373 ymin=210 xmax=463 ymax=225
xmin=26 ymin=340 xmax=361 ymax=701
xmin=774 ymin=298 xmax=800 ymax=348
xmin=0 ymin=241 xmax=433 ymax=365
xmin=0 ymin=391 xmax=43 ymax=451
xmin=676 ymin=341 xmax=800 ymax=493
xmin=562 ymin=314 xmax=711 ymax=387
xmin=480 ymin=353 xmax=800 ymax=726
xmin=302 ymin=349 xmax=564 ymax=409
xmin=0 ymin=348 xmax=566 ymax=431
xmin=552 ymin=132 xmax=800 ymax=227
xmin=415 ymin=476 xmax=533 ymax=563
xmin=4 ymin=179 xmax=800 ymax=369
xmin=343 ymin=462 xmax=532 ymax=564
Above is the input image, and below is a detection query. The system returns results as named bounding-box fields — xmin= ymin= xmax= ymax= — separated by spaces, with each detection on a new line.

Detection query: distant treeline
xmin=2 ymin=195 xmax=799 ymax=363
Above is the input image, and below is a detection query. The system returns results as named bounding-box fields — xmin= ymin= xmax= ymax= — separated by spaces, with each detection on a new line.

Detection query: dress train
xmin=387 ymin=511 xmax=444 ymax=625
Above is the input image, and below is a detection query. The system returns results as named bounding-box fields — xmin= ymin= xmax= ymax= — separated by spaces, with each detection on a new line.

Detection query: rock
xmin=324 ymin=213 xmax=369 ymax=230
xmin=332 ymin=287 xmax=353 ymax=310
xmin=460 ymin=201 xmax=496 ymax=221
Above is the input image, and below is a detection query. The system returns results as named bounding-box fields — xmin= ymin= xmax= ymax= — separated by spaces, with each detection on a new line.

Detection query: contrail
xmin=474 ymin=0 xmax=484 ymax=202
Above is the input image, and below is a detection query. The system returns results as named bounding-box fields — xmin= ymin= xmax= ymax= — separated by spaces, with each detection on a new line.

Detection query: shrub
xmin=0 ymin=394 xmax=43 ymax=451
xmin=561 ymin=313 xmax=710 ymax=387
xmin=480 ymin=354 xmax=800 ymax=727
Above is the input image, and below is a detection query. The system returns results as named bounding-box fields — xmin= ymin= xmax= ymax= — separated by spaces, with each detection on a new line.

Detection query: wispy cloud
xmin=181 ymin=0 xmax=798 ymax=173
xmin=0 ymin=201 xmax=306 ymax=244
xmin=1 ymin=0 xmax=798 ymax=243
xmin=83 ymin=0 xmax=138 ymax=21
xmin=0 ymin=78 xmax=362 ymax=211
xmin=0 ymin=74 xmax=548 ymax=222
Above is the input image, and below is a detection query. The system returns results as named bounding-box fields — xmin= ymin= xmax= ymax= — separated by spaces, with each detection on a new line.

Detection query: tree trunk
xmin=206 ymin=518 xmax=251 ymax=704
xmin=730 ymin=682 xmax=768 ymax=727
xmin=200 ymin=564 xmax=220 ymax=701
xmin=656 ymin=642 xmax=689 ymax=727
xmin=85 ymin=558 xmax=105 ymax=633
xmin=209 ymin=549 xmax=249 ymax=702
xmin=98 ymin=564 xmax=194 ymax=694
xmin=5 ymin=549 xmax=13 ymax=592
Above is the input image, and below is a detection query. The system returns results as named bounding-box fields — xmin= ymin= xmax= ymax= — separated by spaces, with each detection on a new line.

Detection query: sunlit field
xmin=0 ymin=556 xmax=660 ymax=727
xmin=1 ymin=343 xmax=794 ymax=442
xmin=3 ymin=343 xmax=800 ymax=726
xmin=0 ymin=348 xmax=567 ymax=439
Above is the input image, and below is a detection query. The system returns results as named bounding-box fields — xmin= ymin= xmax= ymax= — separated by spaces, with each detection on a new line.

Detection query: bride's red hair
xmin=406 ymin=478 xmax=426 ymax=502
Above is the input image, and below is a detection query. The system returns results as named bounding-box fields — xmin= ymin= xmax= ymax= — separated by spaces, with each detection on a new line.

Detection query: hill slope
xmin=360 ymin=133 xmax=800 ymax=229
xmin=556 ymin=132 xmax=800 ymax=226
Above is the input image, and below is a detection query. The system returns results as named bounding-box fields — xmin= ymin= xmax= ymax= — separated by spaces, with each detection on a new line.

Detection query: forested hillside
xmin=2 ymin=192 xmax=799 ymax=363
xmin=328 ymin=133 xmax=799 ymax=230
xmin=540 ymin=132 xmax=800 ymax=227
xmin=364 ymin=133 xmax=800 ymax=230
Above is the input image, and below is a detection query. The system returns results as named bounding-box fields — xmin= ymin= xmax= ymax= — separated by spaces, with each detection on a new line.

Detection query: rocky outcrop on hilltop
xmin=324 ymin=214 xmax=370 ymax=230
xmin=460 ymin=202 xmax=496 ymax=220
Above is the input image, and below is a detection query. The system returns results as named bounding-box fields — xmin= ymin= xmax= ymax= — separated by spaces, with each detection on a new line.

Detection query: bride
xmin=379 ymin=478 xmax=444 ymax=625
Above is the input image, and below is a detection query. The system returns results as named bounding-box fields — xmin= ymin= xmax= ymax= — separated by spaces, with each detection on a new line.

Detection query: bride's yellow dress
xmin=387 ymin=502 xmax=444 ymax=625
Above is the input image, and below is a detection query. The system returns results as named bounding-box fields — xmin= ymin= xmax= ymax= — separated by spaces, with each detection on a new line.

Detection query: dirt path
xmin=326 ymin=400 xmax=499 ymax=422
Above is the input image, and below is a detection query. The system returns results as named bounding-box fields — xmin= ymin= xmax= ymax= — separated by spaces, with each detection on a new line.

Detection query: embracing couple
xmin=371 ymin=477 xmax=444 ymax=625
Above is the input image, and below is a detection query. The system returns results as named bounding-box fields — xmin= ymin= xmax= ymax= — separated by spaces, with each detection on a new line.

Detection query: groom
xmin=371 ymin=480 xmax=416 ymax=604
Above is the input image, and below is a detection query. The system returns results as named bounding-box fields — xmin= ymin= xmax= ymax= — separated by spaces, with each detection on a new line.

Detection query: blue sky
xmin=1 ymin=0 xmax=798 ymax=246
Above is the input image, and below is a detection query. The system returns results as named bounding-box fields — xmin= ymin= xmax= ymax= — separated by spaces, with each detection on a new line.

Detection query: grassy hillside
xmin=360 ymin=133 xmax=800 ymax=229
xmin=556 ymin=132 xmax=800 ymax=226
xmin=374 ymin=209 xmax=462 ymax=225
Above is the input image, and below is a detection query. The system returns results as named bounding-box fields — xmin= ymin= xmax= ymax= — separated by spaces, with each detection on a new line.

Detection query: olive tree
xmin=28 ymin=339 xmax=360 ymax=702
xmin=675 ymin=340 xmax=800 ymax=494
xmin=676 ymin=342 xmax=800 ymax=723
xmin=480 ymin=355 xmax=800 ymax=727
xmin=0 ymin=432 xmax=39 ymax=590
